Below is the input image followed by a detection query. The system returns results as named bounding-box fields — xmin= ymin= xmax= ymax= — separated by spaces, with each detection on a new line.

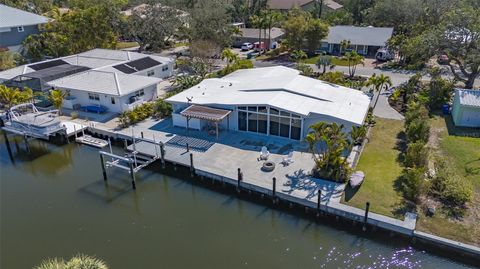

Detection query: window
xmin=88 ymin=93 xmax=100 ymax=101
xmin=238 ymin=111 xmax=247 ymax=131
xmin=248 ymin=112 xmax=258 ymax=132
xmin=111 ymin=97 xmax=116 ymax=104
xmin=147 ymin=70 xmax=155 ymax=76
xmin=135 ymin=89 xmax=145 ymax=97
xmin=17 ymin=26 xmax=24 ymax=32
xmin=291 ymin=118 xmax=301 ymax=140
xmin=162 ymin=66 xmax=169 ymax=71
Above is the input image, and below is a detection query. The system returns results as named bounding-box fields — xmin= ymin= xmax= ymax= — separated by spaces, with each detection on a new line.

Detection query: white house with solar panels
xmin=0 ymin=49 xmax=174 ymax=113
xmin=166 ymin=66 xmax=371 ymax=140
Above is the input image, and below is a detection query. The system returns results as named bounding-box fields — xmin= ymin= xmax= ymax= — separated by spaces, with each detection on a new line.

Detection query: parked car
xmin=375 ymin=48 xmax=394 ymax=61
xmin=253 ymin=41 xmax=266 ymax=52
xmin=437 ymin=54 xmax=449 ymax=65
xmin=241 ymin=42 xmax=253 ymax=51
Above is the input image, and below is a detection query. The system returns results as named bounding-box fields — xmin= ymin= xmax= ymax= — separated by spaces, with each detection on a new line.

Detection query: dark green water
xmin=0 ymin=136 xmax=476 ymax=268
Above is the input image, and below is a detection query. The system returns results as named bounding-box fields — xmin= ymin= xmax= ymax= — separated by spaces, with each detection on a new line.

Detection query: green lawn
xmin=416 ymin=114 xmax=480 ymax=246
xmin=342 ymin=119 xmax=405 ymax=218
xmin=116 ymin=41 xmax=139 ymax=49
xmin=304 ymin=55 xmax=350 ymax=66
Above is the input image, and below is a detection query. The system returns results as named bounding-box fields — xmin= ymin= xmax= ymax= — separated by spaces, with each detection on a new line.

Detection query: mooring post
xmin=186 ymin=143 xmax=190 ymax=152
xmin=317 ymin=189 xmax=322 ymax=215
xmin=3 ymin=132 xmax=14 ymax=162
xmin=363 ymin=201 xmax=370 ymax=231
xmin=141 ymin=131 xmax=144 ymax=139
xmin=100 ymin=154 xmax=107 ymax=181
xmin=237 ymin=168 xmax=242 ymax=193
xmin=189 ymin=153 xmax=194 ymax=177
xmin=160 ymin=142 xmax=166 ymax=168
xmin=23 ymin=133 xmax=30 ymax=154
xmin=272 ymin=177 xmax=276 ymax=204
xmin=130 ymin=161 xmax=136 ymax=190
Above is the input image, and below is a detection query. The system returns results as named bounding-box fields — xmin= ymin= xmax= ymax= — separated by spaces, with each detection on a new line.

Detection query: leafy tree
xmin=174 ymin=75 xmax=202 ymax=90
xmin=342 ymin=0 xmax=374 ymax=24
xmin=189 ymin=40 xmax=220 ymax=78
xmin=305 ymin=122 xmax=352 ymax=182
xmin=153 ymin=98 xmax=172 ymax=118
xmin=316 ymin=55 xmax=334 ymax=74
xmin=127 ymin=2 xmax=184 ymax=51
xmin=48 ymin=89 xmax=66 ymax=115
xmin=290 ymin=50 xmax=307 ymax=65
xmin=366 ymin=73 xmax=392 ymax=109
xmin=282 ymin=9 xmax=328 ymax=53
xmin=427 ymin=68 xmax=454 ymax=109
xmin=0 ymin=50 xmax=16 ymax=71
xmin=343 ymin=50 xmax=364 ymax=78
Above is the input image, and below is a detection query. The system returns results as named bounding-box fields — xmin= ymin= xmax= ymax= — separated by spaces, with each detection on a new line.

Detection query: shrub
xmin=431 ymin=160 xmax=473 ymax=209
xmin=117 ymin=102 xmax=155 ymax=127
xmin=297 ymin=63 xmax=314 ymax=76
xmin=427 ymin=70 xmax=454 ymax=109
xmin=404 ymin=142 xmax=428 ymax=168
xmin=350 ymin=125 xmax=367 ymax=145
xmin=406 ymin=118 xmax=430 ymax=144
xmin=153 ymin=99 xmax=172 ymax=118
xmin=400 ymin=168 xmax=426 ymax=202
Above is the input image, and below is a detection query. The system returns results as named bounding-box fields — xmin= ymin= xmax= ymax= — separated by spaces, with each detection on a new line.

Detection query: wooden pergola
xmin=180 ymin=105 xmax=232 ymax=140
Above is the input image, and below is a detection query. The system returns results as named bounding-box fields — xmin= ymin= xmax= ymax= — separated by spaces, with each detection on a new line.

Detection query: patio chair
xmin=259 ymin=146 xmax=270 ymax=160
xmin=282 ymin=151 xmax=294 ymax=165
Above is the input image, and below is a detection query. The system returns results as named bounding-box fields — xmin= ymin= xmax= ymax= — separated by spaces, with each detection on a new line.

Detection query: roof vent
xmin=229 ymin=83 xmax=232 ymax=86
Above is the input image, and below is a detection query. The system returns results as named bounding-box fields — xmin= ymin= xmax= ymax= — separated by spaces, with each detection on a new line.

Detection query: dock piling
xmin=160 ymin=142 xmax=166 ymax=168
xmin=317 ymin=189 xmax=322 ymax=216
xmin=100 ymin=154 xmax=107 ymax=181
xmin=141 ymin=132 xmax=144 ymax=138
xmin=237 ymin=168 xmax=242 ymax=193
xmin=186 ymin=143 xmax=190 ymax=152
xmin=23 ymin=133 xmax=30 ymax=154
xmin=189 ymin=153 xmax=194 ymax=177
xmin=129 ymin=161 xmax=136 ymax=190
xmin=272 ymin=177 xmax=276 ymax=204
xmin=363 ymin=202 xmax=370 ymax=231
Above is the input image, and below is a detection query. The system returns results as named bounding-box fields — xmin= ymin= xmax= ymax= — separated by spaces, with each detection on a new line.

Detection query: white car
xmin=241 ymin=43 xmax=253 ymax=51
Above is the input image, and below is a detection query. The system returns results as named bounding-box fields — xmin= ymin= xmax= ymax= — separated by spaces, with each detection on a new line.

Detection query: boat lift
xmin=99 ymin=130 xmax=165 ymax=190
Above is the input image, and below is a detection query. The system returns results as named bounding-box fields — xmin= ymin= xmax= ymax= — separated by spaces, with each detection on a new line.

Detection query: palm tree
xmin=35 ymin=254 xmax=108 ymax=269
xmin=343 ymin=50 xmax=364 ymax=78
xmin=0 ymin=85 xmax=22 ymax=109
xmin=48 ymin=89 xmax=66 ymax=115
xmin=319 ymin=71 xmax=345 ymax=85
xmin=261 ymin=10 xmax=282 ymax=50
xmin=250 ymin=14 xmax=266 ymax=50
xmin=290 ymin=50 xmax=307 ymax=65
xmin=316 ymin=55 xmax=334 ymax=74
xmin=339 ymin=39 xmax=351 ymax=54
xmin=220 ymin=48 xmax=239 ymax=70
xmin=366 ymin=73 xmax=393 ymax=110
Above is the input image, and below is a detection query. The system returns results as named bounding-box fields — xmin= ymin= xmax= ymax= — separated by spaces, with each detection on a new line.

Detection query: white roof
xmin=0 ymin=48 xmax=173 ymax=81
xmin=325 ymin=26 xmax=394 ymax=46
xmin=0 ymin=4 xmax=50 ymax=28
xmin=48 ymin=70 xmax=161 ymax=96
xmin=167 ymin=66 xmax=371 ymax=125
xmin=456 ymin=89 xmax=480 ymax=108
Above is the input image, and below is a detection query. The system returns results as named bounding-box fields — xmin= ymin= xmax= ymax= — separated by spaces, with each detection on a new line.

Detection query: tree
xmin=366 ymin=73 xmax=392 ymax=109
xmin=0 ymin=85 xmax=21 ymax=109
xmin=427 ymin=68 xmax=454 ymax=109
xmin=316 ymin=55 xmax=334 ymax=74
xmin=282 ymin=9 xmax=328 ymax=53
xmin=250 ymin=14 xmax=265 ymax=48
xmin=303 ymin=18 xmax=329 ymax=53
xmin=290 ymin=50 xmax=307 ymax=65
xmin=339 ymin=39 xmax=350 ymax=55
xmin=220 ymin=48 xmax=239 ymax=70
xmin=35 ymin=254 xmax=108 ymax=269
xmin=261 ymin=10 xmax=282 ymax=50
xmin=0 ymin=50 xmax=16 ymax=70
xmin=190 ymin=40 xmax=220 ymax=78
xmin=350 ymin=125 xmax=367 ymax=145
xmin=343 ymin=50 xmax=364 ymax=77
xmin=305 ymin=122 xmax=352 ymax=182
xmin=48 ymin=89 xmax=66 ymax=115
xmin=127 ymin=3 xmax=184 ymax=51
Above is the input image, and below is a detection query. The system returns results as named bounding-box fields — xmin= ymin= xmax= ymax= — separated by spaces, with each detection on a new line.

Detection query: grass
xmin=116 ymin=41 xmax=139 ymax=49
xmin=174 ymin=42 xmax=189 ymax=48
xmin=304 ymin=55 xmax=350 ymax=66
xmin=342 ymin=118 xmax=405 ymax=218
xmin=415 ymin=114 xmax=480 ymax=246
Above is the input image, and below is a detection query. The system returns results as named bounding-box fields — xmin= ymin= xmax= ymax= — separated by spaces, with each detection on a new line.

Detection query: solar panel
xmin=112 ymin=57 xmax=161 ymax=74
xmin=29 ymin=59 xmax=69 ymax=71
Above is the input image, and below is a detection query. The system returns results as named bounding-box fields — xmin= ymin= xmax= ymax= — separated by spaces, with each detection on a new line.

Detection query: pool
xmin=81 ymin=105 xmax=108 ymax=113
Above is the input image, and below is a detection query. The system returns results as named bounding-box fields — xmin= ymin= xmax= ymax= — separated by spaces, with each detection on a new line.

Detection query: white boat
xmin=3 ymin=103 xmax=64 ymax=138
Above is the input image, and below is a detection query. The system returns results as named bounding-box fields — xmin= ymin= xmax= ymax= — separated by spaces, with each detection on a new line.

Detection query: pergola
xmin=180 ymin=105 xmax=231 ymax=140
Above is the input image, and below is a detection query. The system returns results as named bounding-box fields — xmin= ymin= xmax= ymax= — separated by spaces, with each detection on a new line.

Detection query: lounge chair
xmin=282 ymin=151 xmax=294 ymax=165
xmin=259 ymin=146 xmax=270 ymax=160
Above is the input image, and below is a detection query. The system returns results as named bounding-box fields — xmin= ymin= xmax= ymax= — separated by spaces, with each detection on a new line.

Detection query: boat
xmin=349 ymin=171 xmax=365 ymax=188
xmin=2 ymin=103 xmax=65 ymax=139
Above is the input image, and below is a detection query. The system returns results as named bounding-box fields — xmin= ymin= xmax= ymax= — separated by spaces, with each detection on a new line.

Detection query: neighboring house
xmin=166 ymin=66 xmax=370 ymax=141
xmin=0 ymin=4 xmax=50 ymax=52
xmin=233 ymin=27 xmax=285 ymax=48
xmin=267 ymin=0 xmax=343 ymax=11
xmin=452 ymin=89 xmax=480 ymax=128
xmin=320 ymin=26 xmax=394 ymax=56
xmin=0 ymin=48 xmax=174 ymax=113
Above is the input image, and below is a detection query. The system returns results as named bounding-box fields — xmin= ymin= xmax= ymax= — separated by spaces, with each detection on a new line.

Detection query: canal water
xmin=0 ymin=136 xmax=475 ymax=269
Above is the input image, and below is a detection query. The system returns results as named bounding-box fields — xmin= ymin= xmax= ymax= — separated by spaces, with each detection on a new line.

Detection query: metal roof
xmin=237 ymin=27 xmax=285 ymax=39
xmin=181 ymin=105 xmax=231 ymax=122
xmin=456 ymin=89 xmax=480 ymax=108
xmin=167 ymin=66 xmax=371 ymax=125
xmin=0 ymin=4 xmax=50 ymax=28
xmin=325 ymin=26 xmax=394 ymax=46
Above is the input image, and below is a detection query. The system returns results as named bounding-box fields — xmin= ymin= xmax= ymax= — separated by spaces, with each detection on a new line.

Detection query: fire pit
xmin=262 ymin=161 xmax=276 ymax=172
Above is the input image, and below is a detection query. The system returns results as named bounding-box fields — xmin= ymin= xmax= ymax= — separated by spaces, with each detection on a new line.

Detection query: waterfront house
xmin=267 ymin=0 xmax=343 ymax=11
xmin=320 ymin=26 xmax=394 ymax=56
xmin=166 ymin=66 xmax=370 ymax=140
xmin=452 ymin=89 xmax=480 ymax=127
xmin=0 ymin=4 xmax=50 ymax=52
xmin=0 ymin=48 xmax=174 ymax=112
